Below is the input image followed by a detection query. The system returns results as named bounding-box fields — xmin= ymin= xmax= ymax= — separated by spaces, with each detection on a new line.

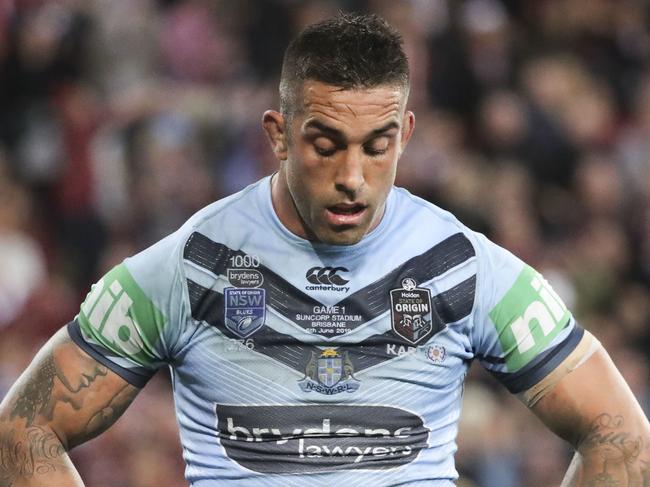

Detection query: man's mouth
xmin=324 ymin=204 xmax=368 ymax=226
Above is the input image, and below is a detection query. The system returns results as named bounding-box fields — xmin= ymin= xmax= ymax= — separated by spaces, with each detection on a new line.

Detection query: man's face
xmin=265 ymin=81 xmax=414 ymax=245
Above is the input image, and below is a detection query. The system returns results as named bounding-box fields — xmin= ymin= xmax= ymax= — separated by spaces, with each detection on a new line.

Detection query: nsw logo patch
xmin=390 ymin=278 xmax=435 ymax=345
xmin=224 ymin=288 xmax=266 ymax=338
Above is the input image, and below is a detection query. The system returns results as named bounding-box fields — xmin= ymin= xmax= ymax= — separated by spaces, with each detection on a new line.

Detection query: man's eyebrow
xmin=303 ymin=120 xmax=400 ymax=139
xmin=370 ymin=121 xmax=400 ymax=136
xmin=303 ymin=120 xmax=343 ymax=138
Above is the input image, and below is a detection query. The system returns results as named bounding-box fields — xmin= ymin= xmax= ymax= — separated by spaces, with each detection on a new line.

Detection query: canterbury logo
xmin=305 ymin=266 xmax=350 ymax=286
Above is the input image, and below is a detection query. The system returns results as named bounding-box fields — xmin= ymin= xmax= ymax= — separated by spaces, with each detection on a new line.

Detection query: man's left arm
xmin=531 ymin=344 xmax=650 ymax=486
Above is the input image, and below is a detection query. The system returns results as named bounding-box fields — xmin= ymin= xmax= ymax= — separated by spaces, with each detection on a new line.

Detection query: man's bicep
xmin=1 ymin=326 xmax=140 ymax=449
xmin=531 ymin=344 xmax=650 ymax=481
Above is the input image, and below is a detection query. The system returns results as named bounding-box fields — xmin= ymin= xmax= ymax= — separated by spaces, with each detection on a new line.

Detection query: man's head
xmin=279 ymin=13 xmax=410 ymax=123
xmin=264 ymin=13 xmax=414 ymax=245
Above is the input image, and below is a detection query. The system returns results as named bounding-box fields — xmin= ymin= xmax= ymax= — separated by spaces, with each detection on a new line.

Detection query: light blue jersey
xmin=69 ymin=176 xmax=583 ymax=486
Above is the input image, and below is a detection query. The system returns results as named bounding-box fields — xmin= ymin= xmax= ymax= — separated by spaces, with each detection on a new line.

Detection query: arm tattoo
xmin=580 ymin=413 xmax=649 ymax=485
xmin=69 ymin=384 xmax=139 ymax=448
xmin=583 ymin=414 xmax=643 ymax=464
xmin=1 ymin=381 xmax=137 ymax=485
xmin=1 ymin=331 xmax=140 ymax=484
xmin=9 ymin=354 xmax=58 ymax=426
xmin=586 ymin=461 xmax=618 ymax=487
xmin=0 ymin=425 xmax=67 ymax=485
xmin=10 ymin=352 xmax=108 ymax=427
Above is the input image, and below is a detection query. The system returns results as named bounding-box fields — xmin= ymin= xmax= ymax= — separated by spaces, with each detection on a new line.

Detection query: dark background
xmin=1 ymin=1 xmax=649 ymax=485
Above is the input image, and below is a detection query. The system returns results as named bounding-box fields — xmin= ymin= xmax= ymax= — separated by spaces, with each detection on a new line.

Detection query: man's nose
xmin=334 ymin=148 xmax=365 ymax=197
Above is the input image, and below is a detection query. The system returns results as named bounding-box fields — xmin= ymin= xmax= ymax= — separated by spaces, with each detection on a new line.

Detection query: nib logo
xmin=305 ymin=267 xmax=350 ymax=292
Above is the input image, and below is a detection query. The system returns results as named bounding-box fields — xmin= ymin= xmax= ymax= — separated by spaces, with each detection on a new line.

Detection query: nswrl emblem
xmin=298 ymin=348 xmax=360 ymax=395
xmin=390 ymin=278 xmax=436 ymax=345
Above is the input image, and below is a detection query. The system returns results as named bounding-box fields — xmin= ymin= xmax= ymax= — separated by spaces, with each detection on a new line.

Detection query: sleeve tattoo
xmin=9 ymin=353 xmax=107 ymax=427
xmin=577 ymin=413 xmax=650 ymax=486
xmin=0 ymin=331 xmax=139 ymax=486
xmin=0 ymin=426 xmax=66 ymax=483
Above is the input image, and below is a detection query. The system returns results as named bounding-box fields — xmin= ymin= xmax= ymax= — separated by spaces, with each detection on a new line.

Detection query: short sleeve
xmin=470 ymin=233 xmax=584 ymax=394
xmin=68 ymin=231 xmax=189 ymax=387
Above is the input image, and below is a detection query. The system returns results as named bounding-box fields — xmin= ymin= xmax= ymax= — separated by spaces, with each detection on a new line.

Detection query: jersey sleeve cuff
xmin=67 ymin=319 xmax=156 ymax=388
xmin=517 ymin=329 xmax=600 ymax=407
xmin=489 ymin=323 xmax=585 ymax=394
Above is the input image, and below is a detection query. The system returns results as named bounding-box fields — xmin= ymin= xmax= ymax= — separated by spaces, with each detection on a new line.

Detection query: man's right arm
xmin=0 ymin=326 xmax=140 ymax=487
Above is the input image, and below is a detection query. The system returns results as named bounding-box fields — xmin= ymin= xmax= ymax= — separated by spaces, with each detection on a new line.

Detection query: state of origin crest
xmin=390 ymin=278 xmax=434 ymax=345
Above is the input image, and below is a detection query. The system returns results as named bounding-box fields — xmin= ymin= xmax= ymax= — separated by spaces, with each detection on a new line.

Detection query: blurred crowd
xmin=0 ymin=0 xmax=649 ymax=486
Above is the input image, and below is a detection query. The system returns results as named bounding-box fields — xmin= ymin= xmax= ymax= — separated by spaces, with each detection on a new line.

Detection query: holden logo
xmin=401 ymin=278 xmax=417 ymax=291
xmin=305 ymin=267 xmax=350 ymax=286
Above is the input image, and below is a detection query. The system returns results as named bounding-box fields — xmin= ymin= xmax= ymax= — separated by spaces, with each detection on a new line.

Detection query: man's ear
xmin=262 ymin=110 xmax=288 ymax=161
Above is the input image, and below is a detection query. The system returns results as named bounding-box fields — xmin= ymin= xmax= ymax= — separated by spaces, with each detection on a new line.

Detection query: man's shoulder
xmin=123 ymin=178 xmax=269 ymax=280
xmin=390 ymin=185 xmax=481 ymax=247
xmin=182 ymin=177 xmax=269 ymax=236
xmin=388 ymin=186 xmax=520 ymax=283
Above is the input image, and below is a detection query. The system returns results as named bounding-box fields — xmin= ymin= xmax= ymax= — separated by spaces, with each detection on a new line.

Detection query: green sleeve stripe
xmin=68 ymin=320 xmax=154 ymax=386
xmin=78 ymin=264 xmax=167 ymax=368
xmin=489 ymin=266 xmax=572 ymax=372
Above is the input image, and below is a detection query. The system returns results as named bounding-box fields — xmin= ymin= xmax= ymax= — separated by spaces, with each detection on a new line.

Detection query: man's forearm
xmin=562 ymin=451 xmax=650 ymax=486
xmin=561 ymin=413 xmax=650 ymax=486
xmin=0 ymin=421 xmax=83 ymax=487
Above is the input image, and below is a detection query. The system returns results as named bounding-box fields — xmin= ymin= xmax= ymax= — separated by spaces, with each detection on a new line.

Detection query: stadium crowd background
xmin=0 ymin=0 xmax=649 ymax=485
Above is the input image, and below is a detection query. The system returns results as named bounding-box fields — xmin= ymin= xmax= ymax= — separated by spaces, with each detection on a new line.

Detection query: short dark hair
xmin=279 ymin=13 xmax=410 ymax=118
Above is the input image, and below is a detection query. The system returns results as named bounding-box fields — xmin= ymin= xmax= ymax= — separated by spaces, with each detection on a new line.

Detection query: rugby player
xmin=1 ymin=13 xmax=649 ymax=486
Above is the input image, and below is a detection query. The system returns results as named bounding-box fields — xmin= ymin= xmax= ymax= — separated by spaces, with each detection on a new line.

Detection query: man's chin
xmin=315 ymin=225 xmax=368 ymax=246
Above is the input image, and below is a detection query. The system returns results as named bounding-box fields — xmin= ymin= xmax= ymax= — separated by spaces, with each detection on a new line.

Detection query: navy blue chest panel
xmin=184 ymin=231 xmax=476 ymax=376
